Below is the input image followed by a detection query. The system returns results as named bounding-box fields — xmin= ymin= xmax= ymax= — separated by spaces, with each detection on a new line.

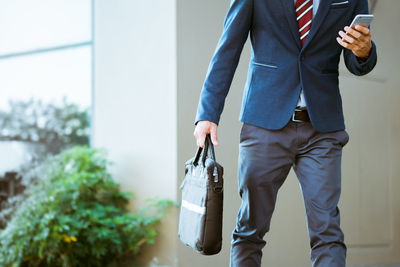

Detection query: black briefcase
xmin=178 ymin=134 xmax=224 ymax=255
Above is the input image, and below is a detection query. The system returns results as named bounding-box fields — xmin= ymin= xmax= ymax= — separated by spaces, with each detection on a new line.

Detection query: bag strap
xmin=193 ymin=134 xmax=216 ymax=166
xmin=206 ymin=134 xmax=216 ymax=161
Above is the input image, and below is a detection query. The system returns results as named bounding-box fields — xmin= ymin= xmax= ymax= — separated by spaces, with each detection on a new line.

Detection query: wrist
xmin=356 ymin=42 xmax=372 ymax=62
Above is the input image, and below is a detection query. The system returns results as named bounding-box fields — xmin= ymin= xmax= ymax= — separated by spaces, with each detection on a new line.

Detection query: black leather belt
xmin=292 ymin=108 xmax=310 ymax=122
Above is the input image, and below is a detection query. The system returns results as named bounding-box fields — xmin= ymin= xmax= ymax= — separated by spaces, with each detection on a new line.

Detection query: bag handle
xmin=193 ymin=134 xmax=216 ymax=166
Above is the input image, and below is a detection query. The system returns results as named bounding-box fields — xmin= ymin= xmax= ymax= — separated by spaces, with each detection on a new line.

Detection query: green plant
xmin=0 ymin=146 xmax=174 ymax=267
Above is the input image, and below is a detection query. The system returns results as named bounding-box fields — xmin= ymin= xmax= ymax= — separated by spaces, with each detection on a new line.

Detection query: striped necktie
xmin=296 ymin=0 xmax=313 ymax=46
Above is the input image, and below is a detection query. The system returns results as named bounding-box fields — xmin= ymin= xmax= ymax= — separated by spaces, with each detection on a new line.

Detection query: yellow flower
xmin=62 ymin=234 xmax=77 ymax=243
xmin=63 ymin=234 xmax=71 ymax=243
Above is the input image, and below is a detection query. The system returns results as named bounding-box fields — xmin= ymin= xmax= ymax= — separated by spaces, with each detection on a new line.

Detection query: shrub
xmin=0 ymin=146 xmax=173 ymax=267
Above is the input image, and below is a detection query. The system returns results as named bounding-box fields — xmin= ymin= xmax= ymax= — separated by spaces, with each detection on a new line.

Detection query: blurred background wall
xmin=92 ymin=0 xmax=178 ymax=266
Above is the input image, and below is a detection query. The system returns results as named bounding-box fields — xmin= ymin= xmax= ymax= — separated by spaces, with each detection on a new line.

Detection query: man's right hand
xmin=193 ymin=120 xmax=219 ymax=148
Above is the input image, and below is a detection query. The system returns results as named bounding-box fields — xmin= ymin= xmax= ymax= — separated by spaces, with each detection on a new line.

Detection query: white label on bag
xmin=181 ymin=200 xmax=206 ymax=215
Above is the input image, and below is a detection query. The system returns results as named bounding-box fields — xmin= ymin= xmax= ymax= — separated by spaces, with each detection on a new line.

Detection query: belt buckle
xmin=292 ymin=108 xmax=304 ymax=122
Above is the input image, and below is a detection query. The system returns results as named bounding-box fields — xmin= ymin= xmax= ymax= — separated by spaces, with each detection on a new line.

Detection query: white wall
xmin=93 ymin=0 xmax=178 ymax=265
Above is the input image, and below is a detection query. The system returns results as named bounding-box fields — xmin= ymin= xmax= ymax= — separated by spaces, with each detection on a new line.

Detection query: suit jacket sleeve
xmin=343 ymin=0 xmax=377 ymax=76
xmin=194 ymin=0 xmax=253 ymax=125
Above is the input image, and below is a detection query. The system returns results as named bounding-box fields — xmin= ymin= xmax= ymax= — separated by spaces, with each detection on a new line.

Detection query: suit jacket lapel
xmin=302 ymin=0 xmax=333 ymax=49
xmin=280 ymin=0 xmax=301 ymax=50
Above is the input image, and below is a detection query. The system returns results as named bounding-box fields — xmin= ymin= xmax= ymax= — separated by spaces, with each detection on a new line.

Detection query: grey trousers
xmin=230 ymin=120 xmax=349 ymax=267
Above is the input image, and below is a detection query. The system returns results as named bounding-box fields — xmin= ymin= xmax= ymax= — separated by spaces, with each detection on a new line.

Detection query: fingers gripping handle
xmin=194 ymin=134 xmax=216 ymax=166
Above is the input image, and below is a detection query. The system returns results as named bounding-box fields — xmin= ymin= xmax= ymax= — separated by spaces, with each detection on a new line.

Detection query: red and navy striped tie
xmin=296 ymin=0 xmax=313 ymax=46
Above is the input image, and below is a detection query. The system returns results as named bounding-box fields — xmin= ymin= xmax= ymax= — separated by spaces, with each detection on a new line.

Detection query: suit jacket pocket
xmin=330 ymin=0 xmax=350 ymax=9
xmin=251 ymin=61 xmax=278 ymax=69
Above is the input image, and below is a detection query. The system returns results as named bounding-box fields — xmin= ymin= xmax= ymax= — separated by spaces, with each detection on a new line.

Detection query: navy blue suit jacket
xmin=195 ymin=0 xmax=377 ymax=132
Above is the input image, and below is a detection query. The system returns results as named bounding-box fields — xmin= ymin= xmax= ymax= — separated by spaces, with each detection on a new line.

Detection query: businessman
xmin=193 ymin=0 xmax=377 ymax=266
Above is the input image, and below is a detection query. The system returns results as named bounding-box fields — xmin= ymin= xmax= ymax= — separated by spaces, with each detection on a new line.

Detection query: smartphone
xmin=341 ymin=14 xmax=374 ymax=41
xmin=350 ymin=14 xmax=374 ymax=28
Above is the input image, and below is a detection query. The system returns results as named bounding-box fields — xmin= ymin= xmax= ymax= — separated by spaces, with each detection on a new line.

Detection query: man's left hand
xmin=336 ymin=24 xmax=372 ymax=59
